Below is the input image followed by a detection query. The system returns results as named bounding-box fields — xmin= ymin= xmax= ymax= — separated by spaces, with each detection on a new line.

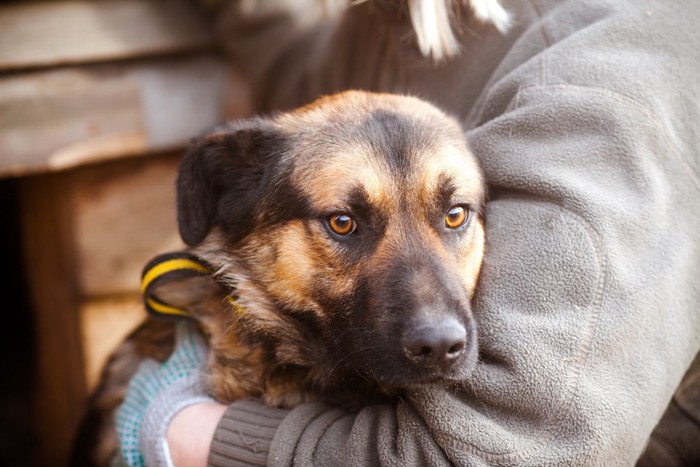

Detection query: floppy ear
xmin=176 ymin=118 xmax=280 ymax=246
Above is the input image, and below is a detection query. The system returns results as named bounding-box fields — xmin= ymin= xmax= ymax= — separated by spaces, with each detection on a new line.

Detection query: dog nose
xmin=402 ymin=317 xmax=467 ymax=368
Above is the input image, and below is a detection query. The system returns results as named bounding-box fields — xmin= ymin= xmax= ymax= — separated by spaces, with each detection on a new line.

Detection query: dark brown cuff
xmin=208 ymin=399 xmax=290 ymax=466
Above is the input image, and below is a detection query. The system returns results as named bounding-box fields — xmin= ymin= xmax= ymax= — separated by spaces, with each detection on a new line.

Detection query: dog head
xmin=178 ymin=91 xmax=485 ymax=389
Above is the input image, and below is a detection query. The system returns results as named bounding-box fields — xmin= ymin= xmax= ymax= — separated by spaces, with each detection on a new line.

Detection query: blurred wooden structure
xmin=0 ymin=1 xmax=251 ymax=465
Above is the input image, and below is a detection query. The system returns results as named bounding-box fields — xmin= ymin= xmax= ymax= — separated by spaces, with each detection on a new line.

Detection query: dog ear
xmin=176 ymin=118 xmax=280 ymax=246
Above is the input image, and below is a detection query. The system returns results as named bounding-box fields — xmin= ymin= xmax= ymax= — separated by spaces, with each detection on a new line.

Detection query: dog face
xmin=178 ymin=91 xmax=485 ymax=390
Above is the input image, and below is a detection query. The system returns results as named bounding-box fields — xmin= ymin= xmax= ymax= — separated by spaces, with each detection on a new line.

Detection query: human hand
xmin=114 ymin=321 xmax=214 ymax=467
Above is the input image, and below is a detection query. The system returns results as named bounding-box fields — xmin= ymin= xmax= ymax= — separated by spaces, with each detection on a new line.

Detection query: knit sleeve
xmin=208 ymin=400 xmax=288 ymax=466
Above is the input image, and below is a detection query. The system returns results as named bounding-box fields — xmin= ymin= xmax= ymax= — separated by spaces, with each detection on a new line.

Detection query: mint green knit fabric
xmin=114 ymin=322 xmax=212 ymax=467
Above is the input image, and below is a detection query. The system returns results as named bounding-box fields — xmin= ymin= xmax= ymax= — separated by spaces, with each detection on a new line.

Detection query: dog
xmin=70 ymin=90 xmax=486 ymax=466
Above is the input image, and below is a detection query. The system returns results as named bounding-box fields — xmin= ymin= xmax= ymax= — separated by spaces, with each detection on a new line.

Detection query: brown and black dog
xmin=71 ymin=90 xmax=486 ymax=465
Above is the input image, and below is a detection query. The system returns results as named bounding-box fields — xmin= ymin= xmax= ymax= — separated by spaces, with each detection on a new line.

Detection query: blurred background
xmin=0 ymin=1 xmax=252 ymax=465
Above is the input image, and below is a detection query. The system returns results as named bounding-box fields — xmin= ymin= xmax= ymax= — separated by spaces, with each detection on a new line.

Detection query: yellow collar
xmin=141 ymin=251 xmax=245 ymax=319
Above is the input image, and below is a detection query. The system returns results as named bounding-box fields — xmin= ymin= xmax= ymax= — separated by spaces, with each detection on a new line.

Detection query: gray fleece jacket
xmin=204 ymin=0 xmax=700 ymax=465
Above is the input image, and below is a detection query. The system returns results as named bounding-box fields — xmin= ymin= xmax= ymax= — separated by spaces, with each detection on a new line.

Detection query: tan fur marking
xmin=417 ymin=146 xmax=483 ymax=205
xmin=298 ymin=146 xmax=396 ymax=214
xmin=459 ymin=219 xmax=485 ymax=295
xmin=260 ymin=222 xmax=320 ymax=310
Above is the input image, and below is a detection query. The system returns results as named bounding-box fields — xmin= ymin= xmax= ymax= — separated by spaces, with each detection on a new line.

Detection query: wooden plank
xmin=0 ymin=54 xmax=245 ymax=178
xmin=0 ymin=63 xmax=146 ymax=176
xmin=20 ymin=172 xmax=86 ymax=467
xmin=0 ymin=0 xmax=214 ymax=71
xmin=70 ymin=153 xmax=185 ymax=297
xmin=80 ymin=295 xmax=146 ymax=392
xmin=18 ymin=152 xmax=194 ymax=464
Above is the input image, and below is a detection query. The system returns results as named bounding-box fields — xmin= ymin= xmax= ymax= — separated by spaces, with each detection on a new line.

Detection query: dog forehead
xmin=293 ymin=144 xmax=395 ymax=211
xmin=415 ymin=144 xmax=484 ymax=204
xmin=270 ymin=92 xmax=482 ymax=212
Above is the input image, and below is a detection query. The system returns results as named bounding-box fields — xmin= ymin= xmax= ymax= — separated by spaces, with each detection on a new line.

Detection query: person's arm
xmin=196 ymin=1 xmax=700 ymax=466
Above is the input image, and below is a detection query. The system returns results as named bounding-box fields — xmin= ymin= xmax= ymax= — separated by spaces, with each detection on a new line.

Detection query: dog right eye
xmin=327 ymin=213 xmax=357 ymax=236
xmin=445 ymin=205 xmax=470 ymax=229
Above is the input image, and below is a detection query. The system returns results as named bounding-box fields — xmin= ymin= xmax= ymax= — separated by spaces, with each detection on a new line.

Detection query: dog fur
xmin=71 ymin=90 xmax=486 ymax=466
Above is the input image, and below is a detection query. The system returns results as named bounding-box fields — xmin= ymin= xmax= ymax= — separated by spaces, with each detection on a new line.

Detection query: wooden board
xmin=71 ymin=153 xmax=185 ymax=297
xmin=80 ymin=295 xmax=146 ymax=391
xmin=0 ymin=62 xmax=145 ymax=176
xmin=20 ymin=172 xmax=86 ymax=467
xmin=0 ymin=0 xmax=214 ymax=71
xmin=18 ymin=153 xmax=188 ymax=465
xmin=0 ymin=54 xmax=239 ymax=178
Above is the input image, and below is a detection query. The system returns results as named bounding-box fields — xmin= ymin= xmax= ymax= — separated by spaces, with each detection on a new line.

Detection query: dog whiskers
xmin=327 ymin=344 xmax=381 ymax=379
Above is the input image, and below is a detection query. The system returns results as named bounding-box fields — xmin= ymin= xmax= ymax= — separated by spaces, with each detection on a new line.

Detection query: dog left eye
xmin=445 ymin=205 xmax=470 ymax=229
xmin=327 ymin=213 xmax=357 ymax=236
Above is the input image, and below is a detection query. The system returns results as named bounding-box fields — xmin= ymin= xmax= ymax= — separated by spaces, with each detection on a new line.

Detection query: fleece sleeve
xmin=207 ymin=1 xmax=700 ymax=465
